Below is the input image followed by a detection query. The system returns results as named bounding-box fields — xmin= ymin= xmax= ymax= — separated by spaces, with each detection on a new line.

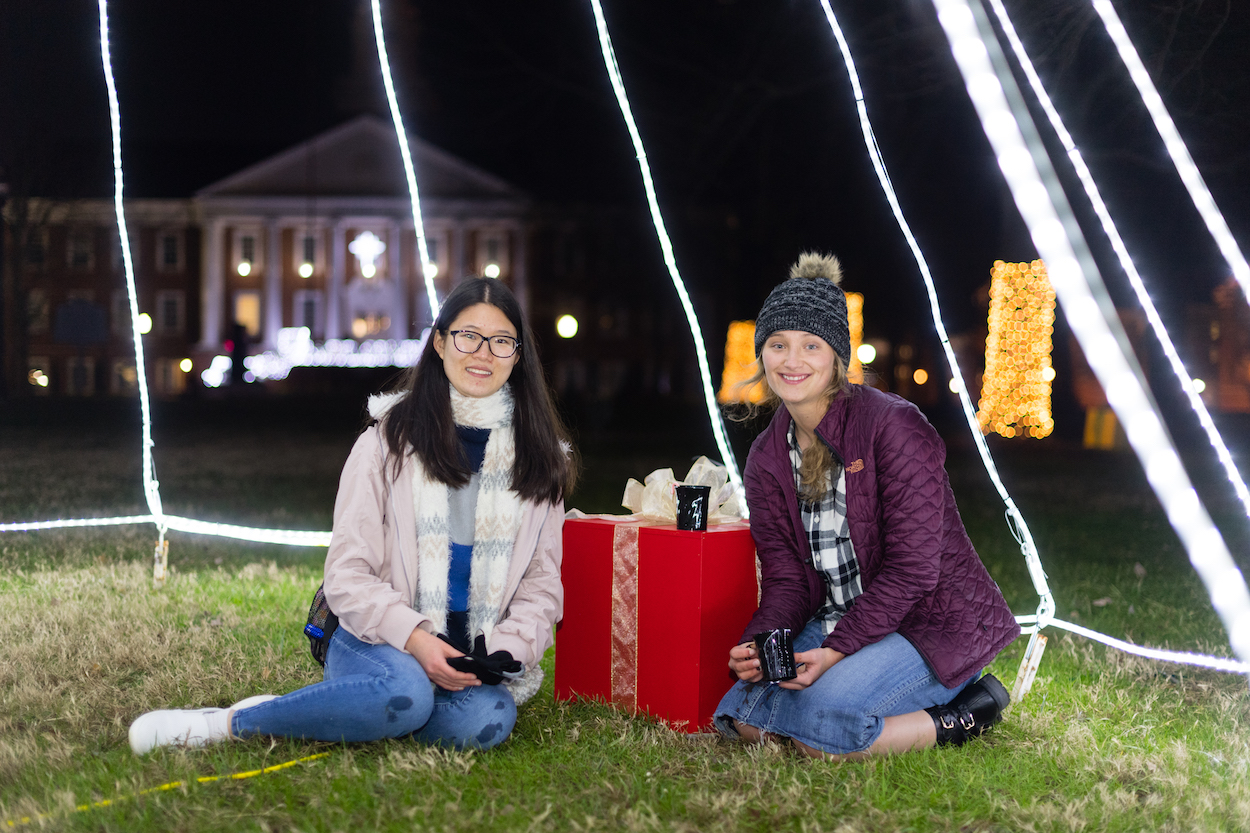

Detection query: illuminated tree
xmin=977 ymin=260 xmax=1057 ymax=439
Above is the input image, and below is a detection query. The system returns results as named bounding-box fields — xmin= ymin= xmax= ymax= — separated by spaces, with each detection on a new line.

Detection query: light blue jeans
xmin=232 ymin=627 xmax=517 ymax=749
xmin=714 ymin=618 xmax=977 ymax=754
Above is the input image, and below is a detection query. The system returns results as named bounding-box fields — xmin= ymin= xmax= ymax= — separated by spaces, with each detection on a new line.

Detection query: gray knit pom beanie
xmin=753 ymin=252 xmax=850 ymax=365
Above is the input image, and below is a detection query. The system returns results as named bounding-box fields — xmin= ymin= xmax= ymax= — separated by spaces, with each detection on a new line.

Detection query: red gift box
xmin=554 ymin=516 xmax=758 ymax=732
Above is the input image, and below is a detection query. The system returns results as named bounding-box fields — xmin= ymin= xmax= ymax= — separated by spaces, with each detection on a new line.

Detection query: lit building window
xmin=234 ymin=290 xmax=262 ymax=338
xmin=976 ymin=260 xmax=1057 ymax=439
xmin=351 ymin=314 xmax=391 ymax=339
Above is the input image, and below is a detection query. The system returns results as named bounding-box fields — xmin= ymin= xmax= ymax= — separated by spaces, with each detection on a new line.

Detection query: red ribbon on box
xmin=610 ymin=523 xmax=641 ymax=710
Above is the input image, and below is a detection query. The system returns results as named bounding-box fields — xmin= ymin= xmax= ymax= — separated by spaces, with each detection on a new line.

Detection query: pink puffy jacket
xmin=738 ymin=384 xmax=1020 ymax=688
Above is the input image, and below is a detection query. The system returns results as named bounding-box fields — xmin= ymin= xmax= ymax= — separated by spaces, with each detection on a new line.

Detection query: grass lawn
xmin=2 ymin=396 xmax=1249 ymax=831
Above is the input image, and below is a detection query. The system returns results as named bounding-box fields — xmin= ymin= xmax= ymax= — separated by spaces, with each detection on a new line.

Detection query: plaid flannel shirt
xmin=788 ymin=423 xmax=863 ymax=635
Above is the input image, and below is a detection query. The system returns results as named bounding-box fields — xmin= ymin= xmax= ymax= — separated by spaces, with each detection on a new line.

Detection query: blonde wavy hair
xmin=730 ymin=350 xmax=849 ymax=502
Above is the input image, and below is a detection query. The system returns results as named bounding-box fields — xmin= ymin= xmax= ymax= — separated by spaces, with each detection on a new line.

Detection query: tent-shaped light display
xmin=977 ymin=260 xmax=1056 ymax=439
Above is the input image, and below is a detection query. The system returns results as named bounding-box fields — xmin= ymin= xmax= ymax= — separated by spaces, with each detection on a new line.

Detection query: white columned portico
xmin=328 ymin=220 xmax=346 ymax=339
xmin=387 ymin=219 xmax=405 ymax=337
xmin=199 ymin=217 xmax=225 ymax=350
xmin=264 ymin=221 xmax=282 ymax=348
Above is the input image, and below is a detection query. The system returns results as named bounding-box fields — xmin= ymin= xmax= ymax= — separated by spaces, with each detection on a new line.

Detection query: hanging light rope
xmin=1017 ymin=615 xmax=1250 ymax=674
xmin=586 ymin=0 xmax=745 ymax=501
xmin=816 ymin=0 xmax=1055 ymax=628
xmin=1090 ymin=0 xmax=1250 ymax=304
xmin=371 ymin=0 xmax=438 ymax=321
xmin=98 ymin=0 xmax=165 ymax=542
xmin=983 ymin=0 xmax=1250 ymax=522
xmin=932 ymin=0 xmax=1250 ymax=666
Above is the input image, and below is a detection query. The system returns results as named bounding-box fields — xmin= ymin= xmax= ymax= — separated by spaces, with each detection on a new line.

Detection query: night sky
xmin=4 ymin=0 xmax=1248 ymax=339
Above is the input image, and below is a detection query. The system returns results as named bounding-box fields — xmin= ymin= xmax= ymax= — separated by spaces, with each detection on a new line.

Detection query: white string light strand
xmin=0 ymin=513 xmax=330 ymax=546
xmin=1091 ymin=0 xmax=1250 ymax=303
xmin=99 ymin=0 xmax=164 ymax=535
xmin=1016 ymin=615 xmax=1250 ymax=674
xmin=0 ymin=515 xmax=155 ymax=533
xmin=932 ymin=0 xmax=1250 ymax=665
xmin=586 ymin=0 xmax=744 ymax=500
xmin=816 ymin=0 xmax=1054 ymax=627
xmin=983 ymin=0 xmax=1250 ymax=522
xmin=371 ymin=0 xmax=438 ymax=321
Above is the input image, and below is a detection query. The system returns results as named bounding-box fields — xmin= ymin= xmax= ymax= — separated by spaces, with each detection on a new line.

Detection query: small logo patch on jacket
xmin=847 ymin=459 xmax=864 ymax=473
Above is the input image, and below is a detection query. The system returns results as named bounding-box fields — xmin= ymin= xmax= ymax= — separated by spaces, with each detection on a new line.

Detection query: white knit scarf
xmin=414 ymin=384 xmax=524 ymax=646
xmin=369 ymin=385 xmax=542 ymax=704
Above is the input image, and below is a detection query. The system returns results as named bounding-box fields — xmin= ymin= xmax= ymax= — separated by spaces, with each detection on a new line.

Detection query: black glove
xmin=439 ymin=634 xmax=523 ymax=686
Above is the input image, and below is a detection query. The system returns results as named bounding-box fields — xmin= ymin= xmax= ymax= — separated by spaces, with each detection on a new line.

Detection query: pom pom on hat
xmin=754 ymin=252 xmax=851 ymax=364
xmin=789 ymin=252 xmax=843 ymax=286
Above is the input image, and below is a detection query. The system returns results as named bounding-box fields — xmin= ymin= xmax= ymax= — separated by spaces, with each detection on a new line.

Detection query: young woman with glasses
xmin=130 ymin=277 xmax=576 ymax=753
xmin=715 ymin=253 xmax=1020 ymax=759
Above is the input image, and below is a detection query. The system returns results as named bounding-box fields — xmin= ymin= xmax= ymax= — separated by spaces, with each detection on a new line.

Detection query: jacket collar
xmin=756 ymin=386 xmax=855 ymax=483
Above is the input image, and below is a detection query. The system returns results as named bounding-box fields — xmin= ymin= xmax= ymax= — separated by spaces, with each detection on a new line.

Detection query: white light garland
xmin=1016 ymin=615 xmax=1250 ymax=674
xmin=371 ymin=0 xmax=439 ymax=320
xmin=932 ymin=0 xmax=1250 ymax=665
xmin=99 ymin=0 xmax=164 ymax=535
xmin=163 ymin=515 xmax=331 ymax=548
xmin=984 ymin=0 xmax=1250 ymax=522
xmin=587 ymin=0 xmax=745 ymax=504
xmin=817 ymin=1 xmax=1054 ymax=626
xmin=1090 ymin=0 xmax=1250 ymax=303
xmin=0 ymin=515 xmax=155 ymax=533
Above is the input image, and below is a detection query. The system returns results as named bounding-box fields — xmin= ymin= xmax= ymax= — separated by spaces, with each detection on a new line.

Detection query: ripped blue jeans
xmin=232 ymin=626 xmax=516 ymax=749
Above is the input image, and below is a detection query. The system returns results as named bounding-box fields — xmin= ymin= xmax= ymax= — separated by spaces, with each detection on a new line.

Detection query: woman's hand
xmin=728 ymin=642 xmax=763 ymax=683
xmin=779 ymin=647 xmax=843 ymax=690
xmin=405 ymin=627 xmax=481 ymax=691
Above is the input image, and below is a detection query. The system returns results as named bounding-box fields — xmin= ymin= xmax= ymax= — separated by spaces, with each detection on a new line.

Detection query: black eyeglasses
xmin=448 ymin=330 xmax=521 ymax=358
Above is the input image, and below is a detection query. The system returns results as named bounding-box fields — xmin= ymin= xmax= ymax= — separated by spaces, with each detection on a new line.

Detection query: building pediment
xmin=196 ymin=115 xmax=522 ymax=201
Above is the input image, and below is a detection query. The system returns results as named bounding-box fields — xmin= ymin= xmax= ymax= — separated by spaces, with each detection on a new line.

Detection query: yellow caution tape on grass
xmin=4 ymin=753 xmax=330 ymax=827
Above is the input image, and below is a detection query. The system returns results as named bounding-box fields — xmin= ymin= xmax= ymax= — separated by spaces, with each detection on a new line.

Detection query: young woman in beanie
xmin=129 ymin=278 xmax=575 ymax=754
xmin=715 ymin=253 xmax=1020 ymax=759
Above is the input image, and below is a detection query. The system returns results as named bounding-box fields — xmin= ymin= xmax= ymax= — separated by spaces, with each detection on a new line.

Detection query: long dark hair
xmin=382 ymin=278 xmax=576 ymax=505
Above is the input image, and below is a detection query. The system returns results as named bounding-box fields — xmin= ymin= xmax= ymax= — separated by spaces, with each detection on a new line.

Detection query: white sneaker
xmin=231 ymin=694 xmax=279 ymax=711
xmin=128 ymin=708 xmax=230 ymax=754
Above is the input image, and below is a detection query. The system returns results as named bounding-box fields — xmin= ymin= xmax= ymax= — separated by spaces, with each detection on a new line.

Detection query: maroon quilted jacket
xmin=738 ymin=384 xmax=1020 ymax=687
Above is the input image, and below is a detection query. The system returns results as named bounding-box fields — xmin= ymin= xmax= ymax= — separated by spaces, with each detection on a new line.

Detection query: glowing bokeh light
xmin=856 ymin=343 xmax=876 ymax=364
xmin=349 ymin=231 xmax=386 ymax=279
xmin=846 ymin=292 xmax=865 ymax=384
xmin=1193 ymin=378 xmax=1207 ymax=394
xmin=136 ymin=313 xmax=152 ymax=334
xmin=913 ymin=368 xmax=929 ymax=385
xmin=298 ymin=262 xmax=314 ymax=279
xmin=178 ymin=358 xmax=192 ymax=373
xmin=425 ymin=262 xmax=439 ymax=279
xmin=237 ymin=261 xmax=251 ymax=277
xmin=717 ymin=321 xmax=766 ymax=404
xmin=484 ymin=263 xmax=501 ymax=279
xmin=556 ymin=315 xmax=579 ymax=339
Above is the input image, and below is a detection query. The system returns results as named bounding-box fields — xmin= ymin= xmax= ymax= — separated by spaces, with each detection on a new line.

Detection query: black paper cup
xmin=753 ymin=628 xmax=798 ymax=682
xmin=675 ymin=485 xmax=712 ymax=531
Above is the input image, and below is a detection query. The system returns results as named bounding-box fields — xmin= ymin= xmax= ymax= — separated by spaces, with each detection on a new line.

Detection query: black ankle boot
xmin=925 ymin=673 xmax=1010 ymax=747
